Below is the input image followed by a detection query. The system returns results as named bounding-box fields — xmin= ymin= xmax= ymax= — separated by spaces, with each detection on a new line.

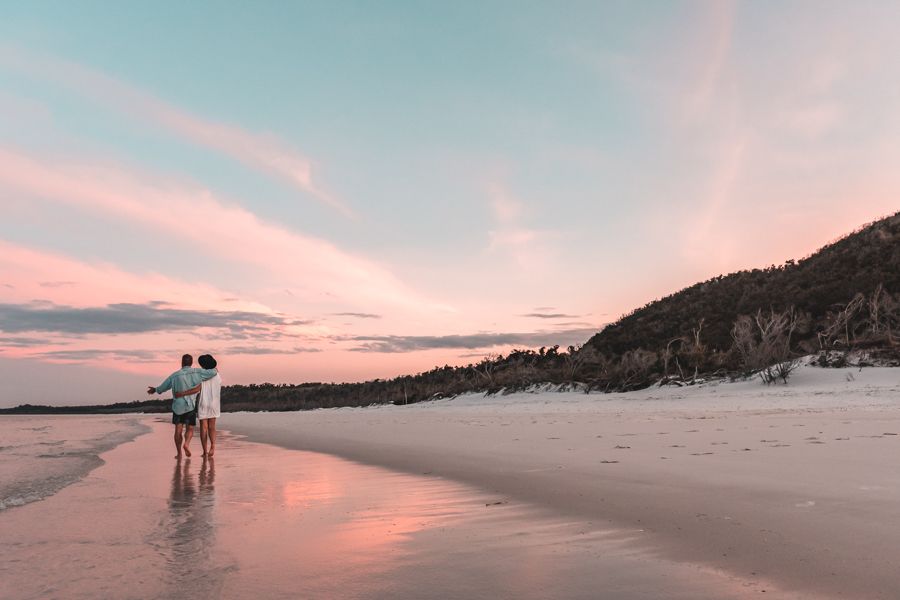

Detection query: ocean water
xmin=0 ymin=416 xmax=791 ymax=599
xmin=0 ymin=415 xmax=149 ymax=510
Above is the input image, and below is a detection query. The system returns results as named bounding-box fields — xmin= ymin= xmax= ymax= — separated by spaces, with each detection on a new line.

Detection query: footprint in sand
xmin=834 ymin=437 xmax=850 ymax=441
xmin=771 ymin=444 xmax=791 ymax=447
xmin=669 ymin=444 xmax=686 ymax=448
xmin=793 ymin=424 xmax=806 ymax=427
xmin=760 ymin=439 xmax=778 ymax=443
xmin=685 ymin=429 xmax=700 ymax=433
xmin=711 ymin=442 xmax=728 ymax=445
xmin=884 ymin=432 xmax=898 ymax=436
xmin=600 ymin=460 xmax=619 ymax=464
xmin=614 ymin=445 xmax=631 ymax=449
xmin=691 ymin=452 xmax=714 ymax=456
xmin=740 ymin=448 xmax=753 ymax=451
xmin=804 ymin=437 xmax=819 ymax=441
xmin=808 ymin=441 xmax=826 ymax=444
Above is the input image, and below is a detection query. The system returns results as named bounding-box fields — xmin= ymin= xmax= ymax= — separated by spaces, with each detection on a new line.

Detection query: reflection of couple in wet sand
xmin=165 ymin=454 xmax=220 ymax=595
xmin=147 ymin=353 xmax=222 ymax=459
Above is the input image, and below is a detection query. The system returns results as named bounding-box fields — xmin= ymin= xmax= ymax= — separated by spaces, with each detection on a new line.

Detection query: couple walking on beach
xmin=147 ymin=353 xmax=222 ymax=459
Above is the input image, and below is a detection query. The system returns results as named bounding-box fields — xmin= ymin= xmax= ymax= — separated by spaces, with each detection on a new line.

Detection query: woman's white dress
xmin=197 ymin=373 xmax=222 ymax=419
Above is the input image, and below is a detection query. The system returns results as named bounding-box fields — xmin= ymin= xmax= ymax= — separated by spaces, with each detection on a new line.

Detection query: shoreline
xmin=226 ymin=365 xmax=900 ymax=599
xmin=0 ymin=415 xmax=150 ymax=511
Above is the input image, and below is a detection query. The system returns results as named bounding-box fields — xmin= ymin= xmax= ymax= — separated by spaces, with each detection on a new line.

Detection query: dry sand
xmin=227 ymin=365 xmax=900 ymax=599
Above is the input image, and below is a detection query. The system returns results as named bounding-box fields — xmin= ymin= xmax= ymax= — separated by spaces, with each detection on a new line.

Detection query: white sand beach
xmin=226 ymin=365 xmax=900 ymax=599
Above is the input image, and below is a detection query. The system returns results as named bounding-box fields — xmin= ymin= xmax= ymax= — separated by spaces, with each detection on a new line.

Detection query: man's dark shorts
xmin=172 ymin=409 xmax=197 ymax=426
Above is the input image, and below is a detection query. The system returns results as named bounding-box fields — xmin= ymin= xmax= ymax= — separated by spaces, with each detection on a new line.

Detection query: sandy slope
xmin=227 ymin=366 xmax=900 ymax=599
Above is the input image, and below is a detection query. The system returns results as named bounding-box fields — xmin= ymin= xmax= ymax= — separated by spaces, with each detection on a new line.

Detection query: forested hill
xmin=586 ymin=212 xmax=900 ymax=357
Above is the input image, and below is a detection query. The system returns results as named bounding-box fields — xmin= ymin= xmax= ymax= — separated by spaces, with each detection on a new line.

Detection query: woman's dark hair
xmin=198 ymin=354 xmax=217 ymax=369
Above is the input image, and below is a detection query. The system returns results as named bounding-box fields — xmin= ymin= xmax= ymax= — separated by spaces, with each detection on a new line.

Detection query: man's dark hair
xmin=181 ymin=354 xmax=193 ymax=367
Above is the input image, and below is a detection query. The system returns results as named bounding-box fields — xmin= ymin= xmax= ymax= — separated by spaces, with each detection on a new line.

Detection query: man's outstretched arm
xmin=148 ymin=374 xmax=175 ymax=395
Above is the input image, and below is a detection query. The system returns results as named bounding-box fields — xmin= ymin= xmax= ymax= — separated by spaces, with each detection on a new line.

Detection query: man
xmin=147 ymin=354 xmax=218 ymax=459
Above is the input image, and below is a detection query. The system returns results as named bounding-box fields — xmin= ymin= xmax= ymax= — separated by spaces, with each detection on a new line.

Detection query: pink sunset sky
xmin=1 ymin=2 xmax=899 ymax=406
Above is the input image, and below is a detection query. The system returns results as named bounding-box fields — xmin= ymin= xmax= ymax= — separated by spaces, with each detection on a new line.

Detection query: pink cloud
xmin=0 ymin=44 xmax=354 ymax=217
xmin=0 ymin=147 xmax=444 ymax=313
xmin=0 ymin=239 xmax=272 ymax=311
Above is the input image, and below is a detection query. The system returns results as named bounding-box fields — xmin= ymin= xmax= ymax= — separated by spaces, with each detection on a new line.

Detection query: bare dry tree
xmin=662 ymin=337 xmax=682 ymax=379
xmin=731 ymin=307 xmax=799 ymax=384
xmin=682 ymin=318 xmax=706 ymax=382
xmin=866 ymin=284 xmax=900 ymax=345
xmin=817 ymin=293 xmax=866 ymax=350
xmin=617 ymin=348 xmax=657 ymax=388
xmin=474 ymin=353 xmax=501 ymax=386
xmin=563 ymin=344 xmax=587 ymax=382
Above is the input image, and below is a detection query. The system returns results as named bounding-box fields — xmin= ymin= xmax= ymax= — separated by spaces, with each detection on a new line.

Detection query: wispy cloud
xmin=345 ymin=327 xmax=598 ymax=353
xmin=682 ymin=0 xmax=736 ymax=123
xmin=0 ymin=336 xmax=59 ymax=348
xmin=33 ymin=348 xmax=163 ymax=362
xmin=0 ymin=301 xmax=308 ymax=336
xmin=0 ymin=240 xmax=275 ymax=314
xmin=332 ymin=312 xmax=382 ymax=319
xmin=226 ymin=345 xmax=323 ymax=355
xmin=0 ymin=149 xmax=444 ymax=311
xmin=0 ymin=44 xmax=353 ymax=217
xmin=520 ymin=312 xmax=580 ymax=319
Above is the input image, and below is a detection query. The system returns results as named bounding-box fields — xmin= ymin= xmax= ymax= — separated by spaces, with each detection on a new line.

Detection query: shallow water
xmin=0 ymin=415 xmax=148 ymax=510
xmin=0 ymin=416 xmax=788 ymax=599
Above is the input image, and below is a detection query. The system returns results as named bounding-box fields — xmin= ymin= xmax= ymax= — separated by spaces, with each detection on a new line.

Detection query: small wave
xmin=0 ymin=418 xmax=151 ymax=511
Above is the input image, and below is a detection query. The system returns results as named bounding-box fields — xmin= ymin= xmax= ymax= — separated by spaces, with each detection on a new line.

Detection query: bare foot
xmin=175 ymin=453 xmax=182 ymax=460
xmin=208 ymin=448 xmax=215 ymax=458
xmin=183 ymin=445 xmax=192 ymax=457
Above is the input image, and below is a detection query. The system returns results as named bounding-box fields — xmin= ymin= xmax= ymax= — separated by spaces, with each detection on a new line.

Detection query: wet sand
xmin=227 ymin=366 xmax=900 ymax=600
xmin=0 ymin=417 xmax=789 ymax=599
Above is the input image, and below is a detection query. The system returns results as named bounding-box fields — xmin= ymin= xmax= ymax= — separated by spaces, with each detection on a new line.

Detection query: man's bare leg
xmin=208 ymin=418 xmax=217 ymax=457
xmin=199 ymin=420 xmax=209 ymax=457
xmin=174 ymin=424 xmax=184 ymax=460
xmin=183 ymin=424 xmax=193 ymax=457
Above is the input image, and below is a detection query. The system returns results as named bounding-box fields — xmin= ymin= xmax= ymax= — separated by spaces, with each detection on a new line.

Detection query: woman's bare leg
xmin=199 ymin=419 xmax=209 ymax=457
xmin=208 ymin=418 xmax=217 ymax=457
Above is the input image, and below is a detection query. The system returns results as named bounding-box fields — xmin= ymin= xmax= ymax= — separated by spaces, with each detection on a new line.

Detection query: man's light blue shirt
xmin=155 ymin=366 xmax=219 ymax=415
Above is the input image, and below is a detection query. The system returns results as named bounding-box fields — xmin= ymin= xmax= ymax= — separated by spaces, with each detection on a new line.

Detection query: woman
xmin=176 ymin=354 xmax=222 ymax=457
